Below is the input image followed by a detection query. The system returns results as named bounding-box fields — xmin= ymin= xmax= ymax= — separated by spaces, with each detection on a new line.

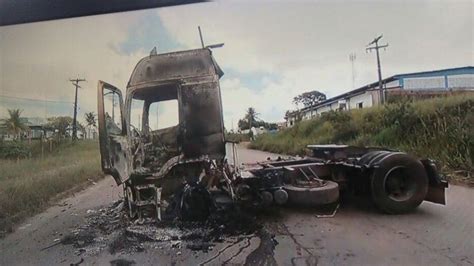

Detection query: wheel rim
xmin=126 ymin=186 xmax=137 ymax=218
xmin=383 ymin=166 xmax=417 ymax=202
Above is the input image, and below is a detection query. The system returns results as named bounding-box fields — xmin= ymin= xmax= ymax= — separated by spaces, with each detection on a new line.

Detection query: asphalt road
xmin=1 ymin=147 xmax=473 ymax=266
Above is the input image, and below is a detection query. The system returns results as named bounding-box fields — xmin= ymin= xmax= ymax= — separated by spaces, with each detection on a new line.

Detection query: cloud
xmin=1 ymin=1 xmax=472 ymax=131
xmin=114 ymin=12 xmax=184 ymax=55
xmin=157 ymin=1 xmax=472 ymax=126
xmin=0 ymin=11 xmax=148 ymax=123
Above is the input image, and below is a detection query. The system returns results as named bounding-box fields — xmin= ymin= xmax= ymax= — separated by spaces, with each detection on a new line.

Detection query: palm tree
xmin=245 ymin=107 xmax=259 ymax=128
xmin=84 ymin=112 xmax=97 ymax=139
xmin=77 ymin=122 xmax=87 ymax=139
xmin=1 ymin=109 xmax=27 ymax=140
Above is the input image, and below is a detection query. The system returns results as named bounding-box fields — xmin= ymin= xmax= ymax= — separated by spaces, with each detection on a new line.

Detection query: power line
xmin=0 ymin=94 xmax=95 ymax=122
xmin=0 ymin=94 xmax=73 ymax=104
xmin=366 ymin=34 xmax=389 ymax=104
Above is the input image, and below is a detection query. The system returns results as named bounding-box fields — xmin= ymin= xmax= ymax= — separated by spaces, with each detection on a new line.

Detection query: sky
xmin=0 ymin=0 xmax=472 ymax=130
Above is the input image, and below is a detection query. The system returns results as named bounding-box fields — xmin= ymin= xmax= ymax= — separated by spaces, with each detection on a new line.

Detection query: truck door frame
xmin=97 ymin=80 xmax=132 ymax=185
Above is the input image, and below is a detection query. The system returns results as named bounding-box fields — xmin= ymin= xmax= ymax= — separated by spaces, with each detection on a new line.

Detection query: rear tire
xmin=284 ymin=180 xmax=339 ymax=206
xmin=370 ymin=153 xmax=428 ymax=214
xmin=125 ymin=185 xmax=138 ymax=219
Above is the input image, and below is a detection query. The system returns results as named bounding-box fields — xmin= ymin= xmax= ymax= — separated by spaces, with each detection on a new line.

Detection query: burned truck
xmin=97 ymin=47 xmax=447 ymax=221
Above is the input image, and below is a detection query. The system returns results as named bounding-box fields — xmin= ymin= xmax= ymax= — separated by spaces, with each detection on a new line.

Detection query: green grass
xmin=0 ymin=140 xmax=103 ymax=235
xmin=250 ymin=94 xmax=474 ymax=181
xmin=225 ymin=132 xmax=251 ymax=143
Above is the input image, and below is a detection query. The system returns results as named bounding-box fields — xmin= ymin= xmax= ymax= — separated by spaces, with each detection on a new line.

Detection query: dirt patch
xmin=446 ymin=170 xmax=474 ymax=187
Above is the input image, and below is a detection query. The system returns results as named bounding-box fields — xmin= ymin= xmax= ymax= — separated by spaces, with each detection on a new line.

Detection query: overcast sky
xmin=0 ymin=0 xmax=472 ymax=129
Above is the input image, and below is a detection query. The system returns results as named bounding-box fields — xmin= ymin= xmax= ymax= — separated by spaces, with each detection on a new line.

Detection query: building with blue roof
xmin=286 ymin=66 xmax=474 ymax=127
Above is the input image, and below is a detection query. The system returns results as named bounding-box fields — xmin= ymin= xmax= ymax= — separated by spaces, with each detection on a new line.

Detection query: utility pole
xmin=366 ymin=35 xmax=389 ymax=104
xmin=349 ymin=52 xmax=357 ymax=89
xmin=69 ymin=78 xmax=86 ymax=141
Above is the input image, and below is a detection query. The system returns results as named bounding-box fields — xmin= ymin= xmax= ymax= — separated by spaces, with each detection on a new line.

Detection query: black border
xmin=0 ymin=0 xmax=206 ymax=26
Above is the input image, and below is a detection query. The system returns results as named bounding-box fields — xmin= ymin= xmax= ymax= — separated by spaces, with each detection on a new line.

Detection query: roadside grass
xmin=250 ymin=94 xmax=474 ymax=183
xmin=0 ymin=140 xmax=103 ymax=235
xmin=225 ymin=132 xmax=251 ymax=143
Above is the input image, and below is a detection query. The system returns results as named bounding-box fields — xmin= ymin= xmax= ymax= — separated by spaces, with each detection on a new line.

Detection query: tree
xmin=46 ymin=116 xmax=73 ymax=137
xmin=238 ymin=107 xmax=278 ymax=131
xmin=1 ymin=109 xmax=28 ymax=140
xmin=85 ymin=112 xmax=96 ymax=128
xmin=245 ymin=107 xmax=259 ymax=128
xmin=77 ymin=122 xmax=86 ymax=139
xmin=238 ymin=107 xmax=260 ymax=130
xmin=238 ymin=119 xmax=249 ymax=130
xmin=84 ymin=112 xmax=97 ymax=139
xmin=293 ymin=90 xmax=327 ymax=107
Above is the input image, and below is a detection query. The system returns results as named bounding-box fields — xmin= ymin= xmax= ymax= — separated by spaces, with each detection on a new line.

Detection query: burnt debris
xmin=57 ymin=195 xmax=265 ymax=257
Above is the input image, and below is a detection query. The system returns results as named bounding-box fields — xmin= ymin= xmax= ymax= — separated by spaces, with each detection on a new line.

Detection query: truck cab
xmin=97 ymin=48 xmax=228 ymax=219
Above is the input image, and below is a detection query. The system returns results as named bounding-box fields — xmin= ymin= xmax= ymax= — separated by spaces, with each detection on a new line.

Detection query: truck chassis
xmin=235 ymin=144 xmax=447 ymax=214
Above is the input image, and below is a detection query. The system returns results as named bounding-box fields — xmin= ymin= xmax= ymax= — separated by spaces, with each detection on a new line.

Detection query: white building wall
xmin=403 ymin=77 xmax=445 ymax=90
xmin=316 ymin=105 xmax=331 ymax=115
xmin=301 ymin=109 xmax=311 ymax=120
xmin=348 ymin=92 xmax=373 ymax=109
xmin=447 ymin=74 xmax=474 ymax=88
xmin=385 ymin=80 xmax=400 ymax=88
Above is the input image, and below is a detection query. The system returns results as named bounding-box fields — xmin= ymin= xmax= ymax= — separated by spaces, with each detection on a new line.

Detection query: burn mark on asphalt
xmin=244 ymin=230 xmax=278 ymax=266
xmin=197 ymin=237 xmax=245 ymax=265
xmin=54 ymin=199 xmax=265 ymax=258
xmin=69 ymin=257 xmax=84 ymax=266
xmin=110 ymin=258 xmax=136 ymax=266
xmin=221 ymin=237 xmax=252 ymax=264
xmin=280 ymin=223 xmax=319 ymax=266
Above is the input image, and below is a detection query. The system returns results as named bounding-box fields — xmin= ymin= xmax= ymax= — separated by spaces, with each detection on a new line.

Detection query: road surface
xmin=1 ymin=147 xmax=473 ymax=265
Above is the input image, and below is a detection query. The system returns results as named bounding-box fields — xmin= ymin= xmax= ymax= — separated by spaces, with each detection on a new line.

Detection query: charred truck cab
xmin=98 ymin=48 xmax=229 ymax=220
xmin=98 ymin=48 xmax=447 ymax=221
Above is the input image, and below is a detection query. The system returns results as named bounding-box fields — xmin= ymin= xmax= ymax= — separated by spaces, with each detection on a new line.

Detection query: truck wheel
xmin=284 ymin=180 xmax=339 ymax=206
xmin=358 ymin=150 xmax=391 ymax=166
xmin=370 ymin=153 xmax=428 ymax=214
xmin=125 ymin=185 xmax=138 ymax=219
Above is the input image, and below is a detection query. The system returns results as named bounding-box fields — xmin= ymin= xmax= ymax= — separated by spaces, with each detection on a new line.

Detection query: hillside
xmin=250 ymin=94 xmax=474 ymax=183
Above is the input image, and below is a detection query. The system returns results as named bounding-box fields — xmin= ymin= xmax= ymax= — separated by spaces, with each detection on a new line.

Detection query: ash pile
xmin=58 ymin=184 xmax=263 ymax=257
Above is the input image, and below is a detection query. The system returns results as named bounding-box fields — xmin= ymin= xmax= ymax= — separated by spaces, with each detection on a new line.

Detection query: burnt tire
xmin=358 ymin=150 xmax=391 ymax=166
xmin=125 ymin=185 xmax=138 ymax=219
xmin=284 ymin=180 xmax=339 ymax=206
xmin=370 ymin=153 xmax=428 ymax=214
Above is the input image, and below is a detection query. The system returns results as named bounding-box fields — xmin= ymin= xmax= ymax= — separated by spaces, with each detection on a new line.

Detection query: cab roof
xmin=127 ymin=48 xmax=223 ymax=88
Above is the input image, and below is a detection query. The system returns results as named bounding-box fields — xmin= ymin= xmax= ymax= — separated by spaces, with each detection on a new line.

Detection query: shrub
xmin=225 ymin=133 xmax=250 ymax=143
xmin=0 ymin=141 xmax=30 ymax=159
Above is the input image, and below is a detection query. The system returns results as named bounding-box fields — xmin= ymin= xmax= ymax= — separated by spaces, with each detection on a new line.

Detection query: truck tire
xmin=125 ymin=185 xmax=138 ymax=219
xmin=358 ymin=150 xmax=391 ymax=166
xmin=284 ymin=180 xmax=339 ymax=206
xmin=370 ymin=153 xmax=428 ymax=214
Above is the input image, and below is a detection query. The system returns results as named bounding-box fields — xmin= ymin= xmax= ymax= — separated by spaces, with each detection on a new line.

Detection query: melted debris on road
xmin=57 ymin=198 xmax=268 ymax=257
